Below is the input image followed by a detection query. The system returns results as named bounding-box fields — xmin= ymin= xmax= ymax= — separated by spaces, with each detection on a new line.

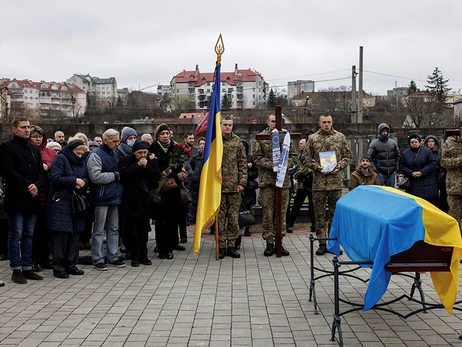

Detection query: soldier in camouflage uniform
xmin=252 ymin=114 xmax=297 ymax=257
xmin=301 ymin=114 xmax=352 ymax=255
xmin=218 ymin=116 xmax=248 ymax=259
xmin=440 ymin=132 xmax=462 ymax=227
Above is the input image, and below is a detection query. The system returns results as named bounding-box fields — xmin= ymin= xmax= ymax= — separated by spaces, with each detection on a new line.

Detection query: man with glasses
xmin=0 ymin=117 xmax=45 ymax=284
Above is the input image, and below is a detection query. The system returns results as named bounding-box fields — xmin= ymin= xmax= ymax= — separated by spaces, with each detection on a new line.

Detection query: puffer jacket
xmin=367 ymin=123 xmax=400 ymax=176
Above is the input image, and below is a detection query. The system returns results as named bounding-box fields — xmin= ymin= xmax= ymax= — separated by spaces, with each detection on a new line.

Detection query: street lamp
xmin=304 ymin=95 xmax=310 ymax=115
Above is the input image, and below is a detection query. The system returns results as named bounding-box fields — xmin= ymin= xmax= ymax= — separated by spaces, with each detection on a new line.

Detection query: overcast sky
xmin=2 ymin=0 xmax=462 ymax=96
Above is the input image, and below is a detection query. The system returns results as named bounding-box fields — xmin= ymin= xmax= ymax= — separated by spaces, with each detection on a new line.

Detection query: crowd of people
xmin=0 ymin=113 xmax=459 ymax=285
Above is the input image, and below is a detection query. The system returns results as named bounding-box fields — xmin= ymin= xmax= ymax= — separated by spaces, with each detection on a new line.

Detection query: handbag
xmin=161 ymin=177 xmax=178 ymax=192
xmin=147 ymin=190 xmax=162 ymax=206
xmin=72 ymin=191 xmax=90 ymax=214
xmin=180 ymin=184 xmax=192 ymax=204
xmin=397 ymin=177 xmax=411 ymax=191
xmin=238 ymin=205 xmax=256 ymax=227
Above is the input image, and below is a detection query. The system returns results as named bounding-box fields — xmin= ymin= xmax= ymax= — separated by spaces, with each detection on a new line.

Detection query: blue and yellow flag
xmin=193 ymin=62 xmax=223 ymax=256
xmin=328 ymin=186 xmax=462 ymax=313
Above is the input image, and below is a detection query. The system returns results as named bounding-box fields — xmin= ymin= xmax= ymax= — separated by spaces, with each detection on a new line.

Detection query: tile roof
xmin=174 ymin=66 xmax=263 ymax=87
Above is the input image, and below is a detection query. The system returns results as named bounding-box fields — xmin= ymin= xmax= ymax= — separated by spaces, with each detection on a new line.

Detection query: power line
xmin=266 ymin=69 xmax=351 ymax=82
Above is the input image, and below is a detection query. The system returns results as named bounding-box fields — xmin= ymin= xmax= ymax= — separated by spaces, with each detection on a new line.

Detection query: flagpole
xmin=214 ymin=34 xmax=224 ymax=261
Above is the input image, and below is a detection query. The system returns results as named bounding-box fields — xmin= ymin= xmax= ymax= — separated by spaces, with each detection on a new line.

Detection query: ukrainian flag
xmin=328 ymin=185 xmax=462 ymax=313
xmin=193 ymin=62 xmax=223 ymax=256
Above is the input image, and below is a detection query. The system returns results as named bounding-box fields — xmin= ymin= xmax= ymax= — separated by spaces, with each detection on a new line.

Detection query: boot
xmin=23 ymin=270 xmax=43 ymax=280
xmin=281 ymin=246 xmax=290 ymax=256
xmin=244 ymin=227 xmax=251 ymax=237
xmin=11 ymin=270 xmax=27 ymax=284
xmin=219 ymin=248 xmax=226 ymax=259
xmin=315 ymin=244 xmax=327 ymax=256
xmin=227 ymin=247 xmax=241 ymax=258
xmin=264 ymin=242 xmax=274 ymax=257
xmin=235 ymin=236 xmax=242 ymax=250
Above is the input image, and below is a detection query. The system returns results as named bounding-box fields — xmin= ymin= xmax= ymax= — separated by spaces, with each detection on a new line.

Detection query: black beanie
xmin=407 ymin=134 xmax=421 ymax=145
xmin=132 ymin=140 xmax=149 ymax=152
xmin=68 ymin=139 xmax=85 ymax=150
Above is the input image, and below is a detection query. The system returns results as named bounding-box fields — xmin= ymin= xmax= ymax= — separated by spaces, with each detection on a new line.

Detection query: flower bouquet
xmin=157 ymin=143 xmax=192 ymax=192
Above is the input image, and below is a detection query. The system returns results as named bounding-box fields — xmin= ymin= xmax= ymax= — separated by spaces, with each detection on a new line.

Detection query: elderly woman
xmin=148 ymin=124 xmax=184 ymax=259
xmin=48 ymin=138 xmax=89 ymax=278
xmin=29 ymin=125 xmax=57 ymax=271
xmin=399 ymin=134 xmax=437 ymax=204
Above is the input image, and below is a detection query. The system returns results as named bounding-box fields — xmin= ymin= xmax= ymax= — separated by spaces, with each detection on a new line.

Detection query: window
xmin=207 ymin=82 xmax=210 ymax=86
xmin=253 ymin=94 xmax=255 ymax=99
xmin=253 ymin=101 xmax=255 ymax=105
xmin=253 ymin=87 xmax=255 ymax=92
xmin=207 ymin=89 xmax=210 ymax=93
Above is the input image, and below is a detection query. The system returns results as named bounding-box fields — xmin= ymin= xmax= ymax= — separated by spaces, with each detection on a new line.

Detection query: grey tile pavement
xmin=0 ymin=227 xmax=461 ymax=346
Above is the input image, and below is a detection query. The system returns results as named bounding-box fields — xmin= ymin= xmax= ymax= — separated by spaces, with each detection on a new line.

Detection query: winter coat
xmin=252 ymin=128 xmax=297 ymax=189
xmin=367 ymin=123 xmax=400 ymax=176
xmin=424 ymin=135 xmax=444 ymax=188
xmin=118 ymin=154 xmax=160 ymax=218
xmin=441 ymin=135 xmax=462 ymax=196
xmin=242 ymin=153 xmax=258 ymax=207
xmin=221 ymin=132 xmax=247 ymax=193
xmin=115 ymin=142 xmax=132 ymax=159
xmin=87 ymin=144 xmax=123 ymax=206
xmin=348 ymin=165 xmax=380 ymax=190
xmin=189 ymin=152 xmax=204 ymax=197
xmin=399 ymin=146 xmax=437 ymax=199
xmin=47 ymin=146 xmax=89 ymax=233
xmin=301 ymin=128 xmax=352 ymax=191
xmin=0 ymin=136 xmax=44 ymax=214
xmin=0 ymin=174 xmax=6 ymax=220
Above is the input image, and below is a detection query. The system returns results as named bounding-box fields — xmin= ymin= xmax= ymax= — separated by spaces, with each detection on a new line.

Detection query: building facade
xmin=67 ymin=74 xmax=118 ymax=106
xmin=288 ymin=80 xmax=315 ymax=99
xmin=170 ymin=64 xmax=268 ymax=110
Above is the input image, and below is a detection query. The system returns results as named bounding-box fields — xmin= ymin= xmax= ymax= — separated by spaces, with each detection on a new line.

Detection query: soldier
xmin=440 ymin=130 xmax=462 ymax=226
xmin=301 ymin=113 xmax=352 ymax=255
xmin=218 ymin=115 xmax=248 ymax=259
xmin=252 ymin=114 xmax=297 ymax=257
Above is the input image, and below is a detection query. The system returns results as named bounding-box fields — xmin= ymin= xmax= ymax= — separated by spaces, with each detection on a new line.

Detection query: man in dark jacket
xmin=119 ymin=140 xmax=160 ymax=267
xmin=87 ymin=128 xmax=125 ymax=270
xmin=367 ymin=123 xmax=400 ymax=187
xmin=0 ymin=117 xmax=44 ymax=284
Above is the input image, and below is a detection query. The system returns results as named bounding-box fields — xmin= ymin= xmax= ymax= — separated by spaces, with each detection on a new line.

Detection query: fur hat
xmin=155 ymin=123 xmax=170 ymax=139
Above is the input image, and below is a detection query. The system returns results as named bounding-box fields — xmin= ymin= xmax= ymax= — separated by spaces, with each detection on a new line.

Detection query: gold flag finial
xmin=214 ymin=34 xmax=225 ymax=63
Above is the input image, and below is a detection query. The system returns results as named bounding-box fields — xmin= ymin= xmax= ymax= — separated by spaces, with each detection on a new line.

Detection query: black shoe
xmin=158 ymin=253 xmax=166 ymax=259
xmin=94 ymin=263 xmax=108 ymax=271
xmin=79 ymin=242 xmax=85 ymax=250
xmin=219 ymin=248 xmax=226 ymax=259
xmin=326 ymin=248 xmax=344 ymax=256
xmin=166 ymin=252 xmax=174 ymax=260
xmin=154 ymin=246 xmax=158 ymax=253
xmin=243 ymin=230 xmax=251 ymax=237
xmin=315 ymin=245 xmax=327 ymax=256
xmin=210 ymin=230 xmax=215 ymax=235
xmin=180 ymin=237 xmax=187 ymax=244
xmin=131 ymin=260 xmax=140 ymax=267
xmin=84 ymin=242 xmax=92 ymax=250
xmin=140 ymin=259 xmax=152 ymax=266
xmin=286 ymin=228 xmax=293 ymax=233
xmin=235 ymin=235 xmax=242 ymax=250
xmin=264 ymin=243 xmax=274 ymax=257
xmin=109 ymin=260 xmax=126 ymax=268
xmin=32 ymin=264 xmax=40 ymax=272
xmin=54 ymin=272 xmax=69 ymax=279
xmin=173 ymin=244 xmax=185 ymax=251
xmin=69 ymin=267 xmax=84 ymax=275
xmin=40 ymin=261 xmax=53 ymax=270
xmin=281 ymin=247 xmax=290 ymax=256
xmin=227 ymin=247 xmax=241 ymax=258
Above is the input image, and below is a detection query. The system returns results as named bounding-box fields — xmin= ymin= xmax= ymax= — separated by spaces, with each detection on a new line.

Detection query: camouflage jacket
xmin=441 ymin=135 xmax=462 ymax=196
xmin=221 ymin=132 xmax=248 ymax=193
xmin=252 ymin=128 xmax=297 ymax=189
xmin=301 ymin=128 xmax=352 ymax=191
xmin=294 ymin=152 xmax=312 ymax=190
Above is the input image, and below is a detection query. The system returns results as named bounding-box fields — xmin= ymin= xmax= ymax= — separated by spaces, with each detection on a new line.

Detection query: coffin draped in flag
xmin=328 ymin=185 xmax=462 ymax=313
xmin=193 ymin=62 xmax=223 ymax=256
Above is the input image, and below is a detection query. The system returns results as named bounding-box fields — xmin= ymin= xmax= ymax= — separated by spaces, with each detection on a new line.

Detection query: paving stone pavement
xmin=0 ymin=227 xmax=461 ymax=347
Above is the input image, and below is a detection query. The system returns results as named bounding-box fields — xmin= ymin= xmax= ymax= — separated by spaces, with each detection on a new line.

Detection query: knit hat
xmin=407 ymin=134 xmax=421 ymax=145
xmin=68 ymin=138 xmax=85 ymax=150
xmin=132 ymin=140 xmax=149 ymax=153
xmin=46 ymin=141 xmax=61 ymax=150
xmin=88 ymin=141 xmax=99 ymax=147
xmin=155 ymin=124 xmax=170 ymax=139
xmin=121 ymin=127 xmax=138 ymax=143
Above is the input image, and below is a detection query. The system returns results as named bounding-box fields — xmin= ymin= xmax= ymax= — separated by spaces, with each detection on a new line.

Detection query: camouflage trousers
xmin=312 ymin=190 xmax=342 ymax=245
xmin=218 ymin=192 xmax=241 ymax=248
xmin=258 ymin=187 xmax=289 ymax=243
xmin=448 ymin=194 xmax=462 ymax=228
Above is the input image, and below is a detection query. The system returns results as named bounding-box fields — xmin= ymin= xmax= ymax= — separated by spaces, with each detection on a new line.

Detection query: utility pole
xmin=358 ymin=46 xmax=364 ymax=123
xmin=351 ymin=65 xmax=357 ymax=123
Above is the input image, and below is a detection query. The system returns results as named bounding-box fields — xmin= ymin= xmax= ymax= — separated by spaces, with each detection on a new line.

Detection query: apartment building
xmin=288 ymin=80 xmax=315 ymax=99
xmin=67 ymin=74 xmax=118 ymax=104
xmin=0 ymin=79 xmax=86 ymax=118
xmin=170 ymin=63 xmax=268 ymax=109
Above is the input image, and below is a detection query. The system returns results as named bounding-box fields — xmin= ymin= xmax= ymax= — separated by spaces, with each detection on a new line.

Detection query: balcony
xmin=198 ymin=95 xmax=206 ymax=101
xmin=237 ymin=87 xmax=243 ymax=94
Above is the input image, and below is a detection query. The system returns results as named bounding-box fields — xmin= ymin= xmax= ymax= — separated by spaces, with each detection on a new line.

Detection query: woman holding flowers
xmin=148 ymin=124 xmax=191 ymax=259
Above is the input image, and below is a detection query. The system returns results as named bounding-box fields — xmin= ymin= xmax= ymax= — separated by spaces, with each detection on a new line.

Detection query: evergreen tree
xmin=268 ymin=88 xmax=276 ymax=109
xmin=221 ymin=93 xmax=231 ymax=111
xmin=408 ymin=80 xmax=418 ymax=94
xmin=425 ymin=67 xmax=451 ymax=111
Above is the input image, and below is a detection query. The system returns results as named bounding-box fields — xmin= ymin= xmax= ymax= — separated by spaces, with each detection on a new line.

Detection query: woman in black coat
xmin=119 ymin=140 xmax=160 ymax=267
xmin=240 ymin=140 xmax=258 ymax=237
xmin=188 ymin=137 xmax=205 ymax=224
xmin=48 ymin=139 xmax=89 ymax=278
xmin=148 ymin=124 xmax=184 ymax=259
xmin=399 ymin=134 xmax=437 ymax=204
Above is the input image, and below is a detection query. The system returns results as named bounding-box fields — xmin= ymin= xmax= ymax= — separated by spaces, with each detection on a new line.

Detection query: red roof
xmin=174 ymin=66 xmax=263 ymax=87
xmin=0 ymin=79 xmax=84 ymax=93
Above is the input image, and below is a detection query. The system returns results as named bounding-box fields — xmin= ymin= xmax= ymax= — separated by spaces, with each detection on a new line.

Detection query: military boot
xmin=227 ymin=247 xmax=241 ymax=258
xmin=235 ymin=235 xmax=242 ymax=250
xmin=219 ymin=248 xmax=227 ymax=259
xmin=264 ymin=242 xmax=274 ymax=257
